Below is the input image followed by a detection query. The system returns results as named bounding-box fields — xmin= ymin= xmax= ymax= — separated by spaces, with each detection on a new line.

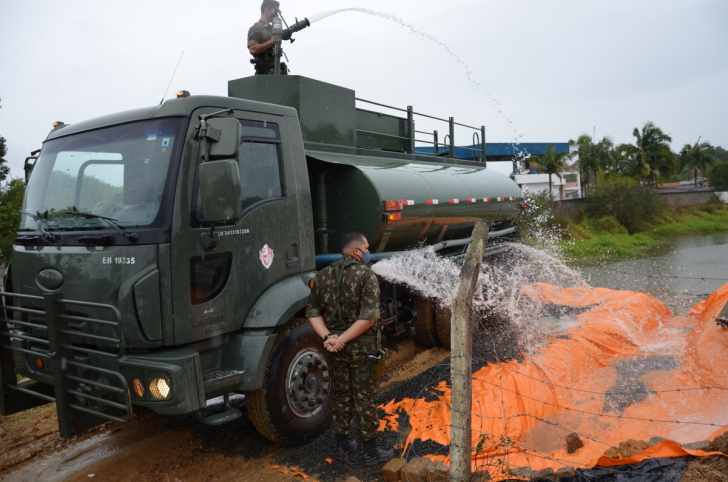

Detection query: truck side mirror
xmin=199 ymin=160 xmax=244 ymax=224
xmin=205 ymin=118 xmax=241 ymax=161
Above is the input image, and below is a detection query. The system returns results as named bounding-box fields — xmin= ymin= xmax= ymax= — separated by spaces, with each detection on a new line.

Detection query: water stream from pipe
xmin=307 ymin=8 xmax=528 ymax=163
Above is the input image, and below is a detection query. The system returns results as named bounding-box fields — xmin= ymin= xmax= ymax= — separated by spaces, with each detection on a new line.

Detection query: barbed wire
xmin=391 ymin=340 xmax=728 ymax=479
xmin=464 ymin=354 xmax=728 ymax=396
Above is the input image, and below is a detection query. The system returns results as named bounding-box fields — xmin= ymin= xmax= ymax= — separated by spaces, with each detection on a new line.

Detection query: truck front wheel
xmin=245 ymin=320 xmax=333 ymax=444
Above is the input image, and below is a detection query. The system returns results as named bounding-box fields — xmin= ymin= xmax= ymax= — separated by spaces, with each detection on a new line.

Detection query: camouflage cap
xmin=261 ymin=0 xmax=280 ymax=12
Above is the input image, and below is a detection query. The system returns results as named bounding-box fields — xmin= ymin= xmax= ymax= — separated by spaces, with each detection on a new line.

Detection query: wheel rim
xmin=285 ymin=346 xmax=331 ymax=418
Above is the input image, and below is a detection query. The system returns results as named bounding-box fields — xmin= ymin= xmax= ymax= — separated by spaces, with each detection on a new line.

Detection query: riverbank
xmin=555 ymin=202 xmax=728 ymax=265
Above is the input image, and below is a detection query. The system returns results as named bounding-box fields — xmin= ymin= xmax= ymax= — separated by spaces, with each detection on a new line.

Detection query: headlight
xmin=150 ymin=378 xmax=171 ymax=399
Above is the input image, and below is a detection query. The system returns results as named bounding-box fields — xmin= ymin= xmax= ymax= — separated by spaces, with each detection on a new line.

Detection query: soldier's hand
xmin=329 ymin=339 xmax=346 ymax=352
xmin=324 ymin=335 xmax=339 ymax=352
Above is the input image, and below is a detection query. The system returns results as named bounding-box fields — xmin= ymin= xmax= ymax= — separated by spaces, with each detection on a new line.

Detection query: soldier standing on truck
xmin=306 ymin=232 xmax=395 ymax=466
xmin=248 ymin=0 xmax=288 ymax=75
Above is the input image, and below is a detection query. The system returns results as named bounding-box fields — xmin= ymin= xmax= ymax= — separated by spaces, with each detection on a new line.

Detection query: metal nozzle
xmin=282 ymin=17 xmax=310 ymax=40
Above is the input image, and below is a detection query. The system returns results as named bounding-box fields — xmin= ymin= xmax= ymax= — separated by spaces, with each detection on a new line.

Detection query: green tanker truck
xmin=0 ymin=76 xmax=524 ymax=444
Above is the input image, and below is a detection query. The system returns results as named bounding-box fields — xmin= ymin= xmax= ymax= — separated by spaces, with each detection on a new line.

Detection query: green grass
xmin=557 ymin=203 xmax=728 ymax=265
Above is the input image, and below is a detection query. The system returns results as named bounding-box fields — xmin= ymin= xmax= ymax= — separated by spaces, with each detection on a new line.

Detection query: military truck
xmin=0 ymin=76 xmax=524 ymax=444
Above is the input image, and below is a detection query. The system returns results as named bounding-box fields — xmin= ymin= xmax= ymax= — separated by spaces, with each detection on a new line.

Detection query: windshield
xmin=21 ymin=118 xmax=185 ymax=231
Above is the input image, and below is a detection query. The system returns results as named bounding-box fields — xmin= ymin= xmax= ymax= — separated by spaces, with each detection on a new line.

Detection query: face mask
xmin=359 ymin=249 xmax=371 ymax=265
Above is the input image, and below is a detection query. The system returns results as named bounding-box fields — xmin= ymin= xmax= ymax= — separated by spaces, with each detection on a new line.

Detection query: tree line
xmin=527 ymin=121 xmax=728 ymax=198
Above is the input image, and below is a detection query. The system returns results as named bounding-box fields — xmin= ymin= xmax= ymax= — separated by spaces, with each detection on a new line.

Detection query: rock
xmin=603 ymin=447 xmax=620 ymax=459
xmin=565 ymin=432 xmax=584 ymax=454
xmin=0 ymin=427 xmax=7 ymax=437
xmin=683 ymin=440 xmax=711 ymax=451
xmin=711 ymin=431 xmax=728 ymax=454
xmin=618 ymin=439 xmax=651 ymax=458
xmin=400 ymin=457 xmax=432 ymax=482
xmin=469 ymin=470 xmax=492 ymax=481
xmin=533 ymin=467 xmax=555 ymax=479
xmin=511 ymin=466 xmax=533 ymax=479
xmin=427 ymin=460 xmax=451 ymax=482
xmin=381 ymin=457 xmax=406 ymax=481
xmin=343 ymin=478 xmax=360 ymax=482
xmin=648 ymin=436 xmax=670 ymax=446
xmin=555 ymin=466 xmax=576 ymax=479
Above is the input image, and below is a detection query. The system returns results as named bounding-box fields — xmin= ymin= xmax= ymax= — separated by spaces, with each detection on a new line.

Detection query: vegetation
xmin=680 ymin=137 xmax=716 ymax=187
xmin=584 ymin=177 xmax=666 ymax=233
xmin=710 ymin=163 xmax=728 ymax=190
xmin=570 ymin=134 xmax=615 ymax=193
xmin=528 ymin=144 xmax=570 ymax=200
xmin=527 ymin=120 xmax=728 ymax=264
xmin=560 ymin=201 xmax=728 ymax=263
xmin=0 ymin=96 xmax=10 ymax=183
xmin=0 ymin=179 xmax=26 ymax=259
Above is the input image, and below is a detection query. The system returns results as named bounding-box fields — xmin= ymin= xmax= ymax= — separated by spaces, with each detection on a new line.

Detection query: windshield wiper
xmin=20 ymin=210 xmax=59 ymax=243
xmin=64 ymin=210 xmax=139 ymax=242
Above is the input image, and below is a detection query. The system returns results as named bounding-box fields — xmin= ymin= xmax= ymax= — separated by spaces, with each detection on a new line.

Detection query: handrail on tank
xmin=355 ymin=97 xmax=486 ymax=162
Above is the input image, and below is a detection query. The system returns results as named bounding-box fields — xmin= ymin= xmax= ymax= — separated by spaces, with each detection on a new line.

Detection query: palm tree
xmin=680 ymin=137 xmax=715 ymax=186
xmin=531 ymin=145 xmax=570 ymax=199
xmin=624 ymin=121 xmax=676 ymax=186
xmin=569 ymin=135 xmax=615 ymax=195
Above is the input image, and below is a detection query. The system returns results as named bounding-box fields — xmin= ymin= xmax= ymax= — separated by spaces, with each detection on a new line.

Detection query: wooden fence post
xmin=449 ymin=221 xmax=488 ymax=481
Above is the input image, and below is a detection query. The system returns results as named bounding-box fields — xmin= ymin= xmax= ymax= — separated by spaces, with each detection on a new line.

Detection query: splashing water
xmin=372 ymin=241 xmax=588 ymax=352
xmin=306 ymin=8 xmax=523 ymax=146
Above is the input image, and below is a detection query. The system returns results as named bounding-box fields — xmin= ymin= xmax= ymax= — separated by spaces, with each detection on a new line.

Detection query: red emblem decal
xmin=259 ymin=244 xmax=274 ymax=269
xmin=385 ymin=200 xmax=404 ymax=210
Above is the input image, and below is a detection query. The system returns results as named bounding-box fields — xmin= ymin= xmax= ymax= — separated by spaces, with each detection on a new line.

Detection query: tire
xmin=435 ymin=304 xmax=452 ymax=349
xmin=245 ymin=320 xmax=333 ymax=444
xmin=412 ymin=297 xmax=439 ymax=347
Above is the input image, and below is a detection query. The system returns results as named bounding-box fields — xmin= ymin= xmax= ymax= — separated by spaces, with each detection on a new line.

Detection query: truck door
xmin=170 ymin=111 xmax=308 ymax=345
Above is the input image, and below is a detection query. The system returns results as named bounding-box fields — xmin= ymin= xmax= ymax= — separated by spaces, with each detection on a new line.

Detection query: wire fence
xmin=385 ymin=315 xmax=728 ymax=480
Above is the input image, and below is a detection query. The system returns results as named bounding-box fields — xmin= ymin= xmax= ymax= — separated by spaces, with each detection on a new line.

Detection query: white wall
xmin=515 ymin=173 xmax=565 ymax=199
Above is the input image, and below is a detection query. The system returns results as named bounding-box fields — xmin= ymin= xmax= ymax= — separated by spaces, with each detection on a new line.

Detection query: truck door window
xmin=238 ymin=120 xmax=284 ymax=211
xmin=239 ymin=141 xmax=283 ymax=210
xmin=193 ymin=120 xmax=285 ymax=226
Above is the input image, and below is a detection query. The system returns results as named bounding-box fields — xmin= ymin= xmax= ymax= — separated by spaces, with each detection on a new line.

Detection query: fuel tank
xmin=307 ymin=152 xmax=524 ymax=254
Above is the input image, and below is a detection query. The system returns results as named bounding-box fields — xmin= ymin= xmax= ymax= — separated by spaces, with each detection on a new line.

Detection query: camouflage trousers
xmin=330 ymin=338 xmax=380 ymax=441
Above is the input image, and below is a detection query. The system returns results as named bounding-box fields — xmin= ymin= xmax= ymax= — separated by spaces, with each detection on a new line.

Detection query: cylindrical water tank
xmin=307 ymin=152 xmax=524 ymax=253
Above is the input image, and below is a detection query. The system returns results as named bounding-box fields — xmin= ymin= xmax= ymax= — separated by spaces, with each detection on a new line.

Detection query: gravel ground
xmin=155 ymin=316 xmax=526 ymax=482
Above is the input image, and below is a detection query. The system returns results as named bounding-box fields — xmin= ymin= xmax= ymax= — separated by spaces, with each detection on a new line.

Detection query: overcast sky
xmin=1 ymin=0 xmax=727 ymax=179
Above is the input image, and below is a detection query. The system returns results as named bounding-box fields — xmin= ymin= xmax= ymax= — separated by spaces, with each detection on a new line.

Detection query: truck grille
xmin=0 ymin=291 xmax=132 ymax=438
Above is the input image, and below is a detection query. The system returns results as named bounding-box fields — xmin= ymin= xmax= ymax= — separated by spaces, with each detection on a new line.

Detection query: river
xmin=578 ymin=232 xmax=728 ymax=313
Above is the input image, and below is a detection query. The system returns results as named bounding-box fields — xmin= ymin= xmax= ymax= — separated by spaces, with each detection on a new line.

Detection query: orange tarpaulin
xmin=379 ymin=283 xmax=728 ymax=479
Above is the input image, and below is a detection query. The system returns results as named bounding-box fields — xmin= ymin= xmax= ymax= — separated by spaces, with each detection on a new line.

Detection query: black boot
xmin=363 ymin=438 xmax=394 ymax=466
xmin=334 ymin=434 xmax=357 ymax=460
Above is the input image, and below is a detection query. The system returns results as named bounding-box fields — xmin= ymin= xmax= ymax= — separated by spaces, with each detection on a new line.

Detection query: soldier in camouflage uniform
xmin=247 ymin=0 xmax=288 ymax=75
xmin=306 ymin=232 xmax=394 ymax=466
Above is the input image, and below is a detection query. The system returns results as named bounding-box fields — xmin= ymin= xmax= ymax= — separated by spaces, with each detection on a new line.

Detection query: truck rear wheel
xmin=412 ymin=297 xmax=439 ymax=347
xmin=435 ymin=304 xmax=452 ymax=349
xmin=245 ymin=320 xmax=333 ymax=444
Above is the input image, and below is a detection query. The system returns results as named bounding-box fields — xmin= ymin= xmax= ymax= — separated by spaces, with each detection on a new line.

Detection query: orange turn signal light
xmin=35 ymin=358 xmax=44 ymax=370
xmin=308 ymin=279 xmax=315 ymax=289
xmin=385 ymin=212 xmax=401 ymax=225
